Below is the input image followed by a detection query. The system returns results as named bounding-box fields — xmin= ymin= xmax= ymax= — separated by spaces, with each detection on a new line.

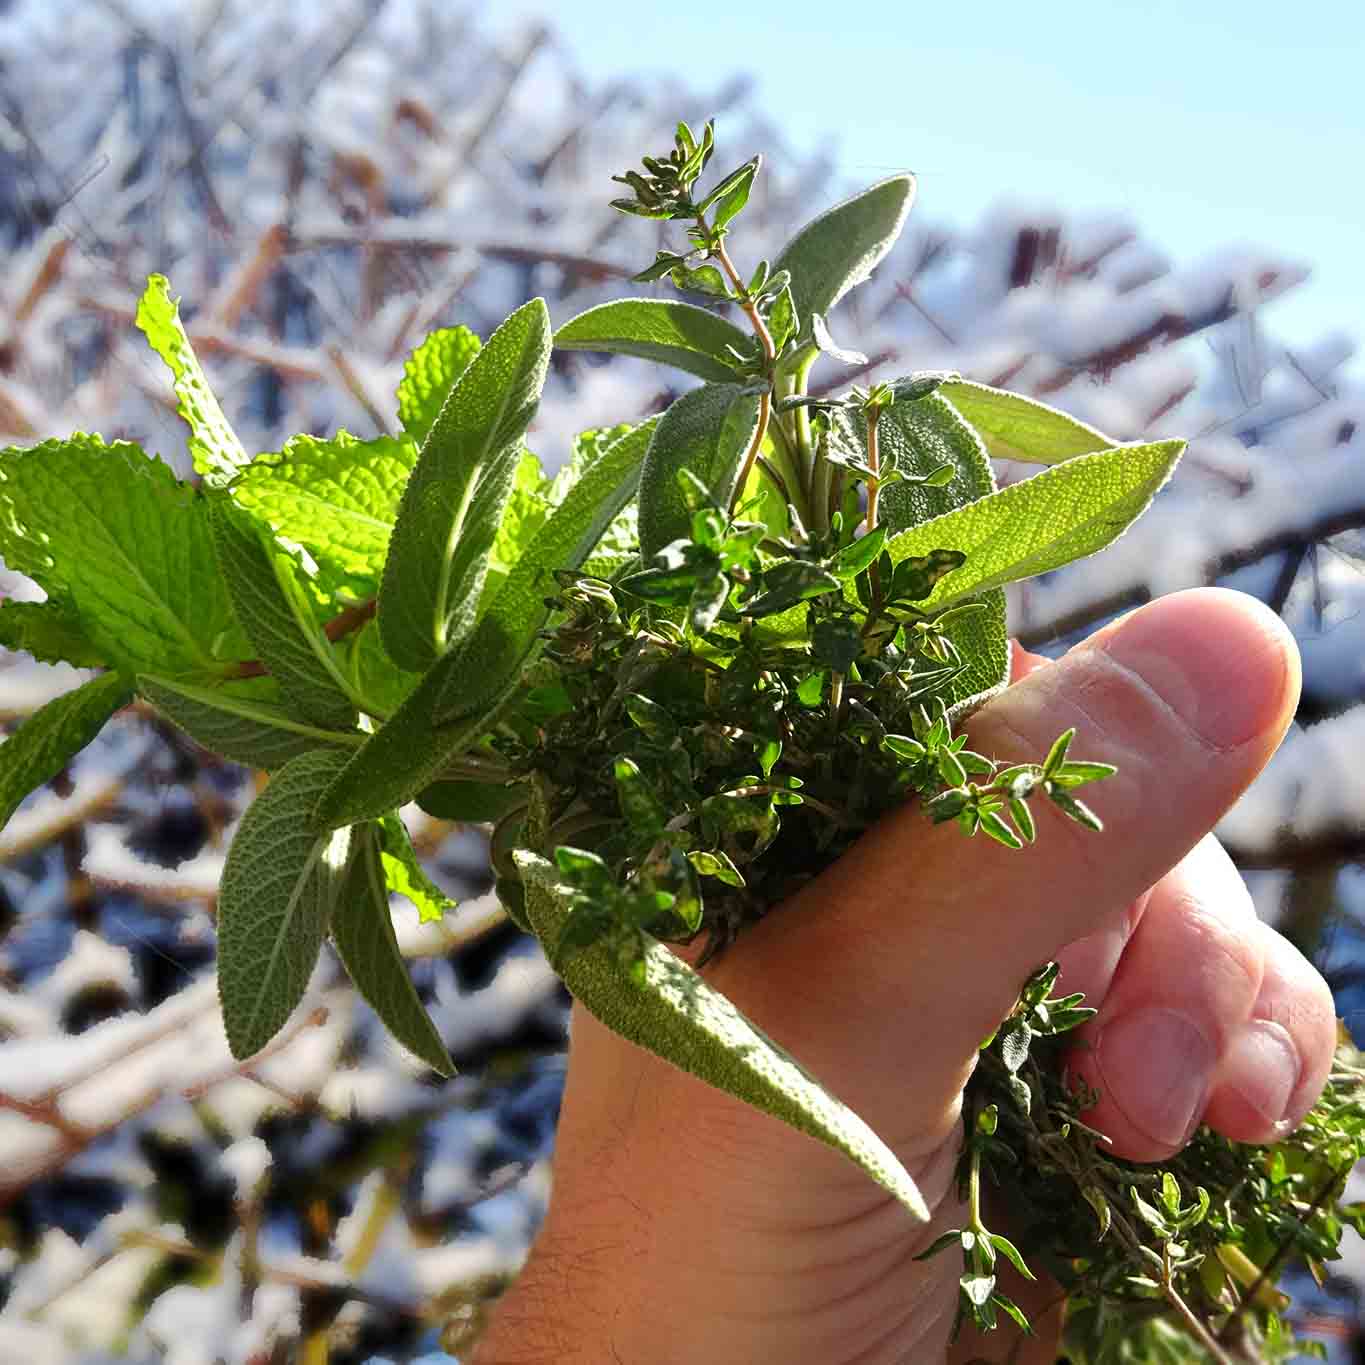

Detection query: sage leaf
xmin=135 ymin=274 xmax=249 ymax=487
xmin=320 ymin=421 xmax=657 ymax=828
xmin=415 ymin=778 xmax=523 ymax=824
xmin=216 ymin=748 xmax=356 ymax=1059
xmin=515 ymin=850 xmax=930 ymax=1223
xmin=379 ymin=297 xmax=551 ymax=672
xmin=231 ymin=431 xmax=417 ymax=603
xmin=0 ymin=671 xmax=131 ymax=833
xmin=554 ymin=299 xmax=753 ymax=383
xmin=0 ymin=600 xmax=109 ymax=669
xmin=137 ymin=674 xmax=361 ymax=771
xmin=939 ymin=380 xmax=1115 ymax=465
xmin=638 ymin=385 xmax=763 ymax=560
xmin=0 ymin=435 xmax=241 ymax=675
xmin=878 ymin=440 xmax=1186 ymax=613
xmin=209 ymin=499 xmax=357 ymax=729
xmin=432 ymin=418 xmax=657 ymax=723
xmin=331 ymin=823 xmax=456 ymax=1076
xmin=397 ymin=325 xmax=482 ymax=445
xmin=771 ymin=174 xmax=914 ymax=348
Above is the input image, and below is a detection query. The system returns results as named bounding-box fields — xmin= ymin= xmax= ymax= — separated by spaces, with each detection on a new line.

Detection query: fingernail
xmin=1099 ymin=598 xmax=1286 ymax=750
xmin=1224 ymin=1021 xmax=1301 ymax=1130
xmin=1097 ymin=1007 xmax=1215 ymax=1149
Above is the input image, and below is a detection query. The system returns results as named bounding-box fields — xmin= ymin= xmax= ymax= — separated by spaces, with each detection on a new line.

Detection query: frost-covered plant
xmin=1 ymin=121 xmax=1361 ymax=1360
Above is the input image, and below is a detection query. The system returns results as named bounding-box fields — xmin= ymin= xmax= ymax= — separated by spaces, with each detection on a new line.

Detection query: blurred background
xmin=0 ymin=1 xmax=1361 ymax=1360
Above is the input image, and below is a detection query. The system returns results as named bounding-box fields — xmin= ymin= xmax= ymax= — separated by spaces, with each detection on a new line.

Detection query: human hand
xmin=474 ymin=588 xmax=1337 ymax=1364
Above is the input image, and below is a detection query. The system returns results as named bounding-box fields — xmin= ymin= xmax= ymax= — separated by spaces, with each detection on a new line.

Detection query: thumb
xmin=706 ymin=588 xmax=1300 ymax=1145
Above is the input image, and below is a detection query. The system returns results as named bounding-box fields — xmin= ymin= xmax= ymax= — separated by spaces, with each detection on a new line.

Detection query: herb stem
xmin=709 ymin=234 xmax=775 ymax=515
xmin=865 ymin=405 xmax=884 ymax=612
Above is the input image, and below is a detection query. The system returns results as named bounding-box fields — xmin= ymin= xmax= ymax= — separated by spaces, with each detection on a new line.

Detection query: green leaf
xmin=377 ymin=811 xmax=455 ymax=924
xmin=331 ymin=823 xmax=455 ymax=1076
xmin=482 ymin=448 xmax=552 ymax=609
xmin=740 ymin=560 xmax=840 ymax=617
xmin=134 ymin=275 xmax=249 ymax=487
xmin=554 ymin=299 xmax=753 ymax=383
xmin=415 ymin=778 xmax=523 ymax=824
xmin=336 ymin=619 xmax=422 ymax=718
xmin=697 ymin=155 xmax=760 ymax=231
xmin=939 ymin=380 xmax=1115 ymax=465
xmin=137 ymin=674 xmax=360 ymax=770
xmin=638 ymin=385 xmax=763 ymax=560
xmin=396 ymin=325 xmax=483 ymax=445
xmin=515 ymin=849 xmax=930 ymax=1223
xmin=434 ymin=419 xmax=658 ymax=724
xmin=319 ymin=420 xmax=656 ymax=828
xmin=209 ymin=499 xmax=357 ymax=729
xmin=379 ymin=298 xmax=552 ymax=671
xmin=771 ymin=175 xmax=914 ymax=348
xmin=836 ymin=390 xmax=994 ymax=536
xmin=231 ymin=431 xmax=418 ymax=603
xmin=0 ymin=671 xmax=131 ymax=833
xmin=216 ymin=748 xmax=356 ymax=1059
xmin=876 ymin=441 xmax=1186 ymax=614
xmin=0 ymin=435 xmax=240 ymax=675
xmin=988 ymin=1234 xmax=1037 ymax=1281
xmin=0 ymin=601 xmax=109 ymax=669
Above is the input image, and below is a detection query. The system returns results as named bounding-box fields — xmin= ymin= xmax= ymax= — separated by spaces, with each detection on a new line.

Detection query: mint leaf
xmin=318 ymin=419 xmax=657 ymax=828
xmin=482 ymin=448 xmax=552 ymax=610
xmin=331 ymin=823 xmax=455 ymax=1076
xmin=378 ymin=297 xmax=552 ymax=671
xmin=0 ymin=435 xmax=241 ymax=675
xmin=0 ymin=671 xmax=131 ymax=833
xmin=549 ymin=424 xmax=637 ymax=504
xmin=209 ymin=499 xmax=358 ymax=728
xmin=135 ymin=275 xmax=249 ymax=487
xmin=878 ymin=440 xmax=1186 ymax=612
xmin=554 ymin=299 xmax=753 ymax=383
xmin=217 ymin=748 xmax=355 ymax=1059
xmin=137 ymin=674 xmax=361 ymax=771
xmin=515 ymin=849 xmax=930 ymax=1223
xmin=939 ymin=380 xmax=1115 ymax=465
xmin=0 ymin=601 xmax=109 ymax=669
xmin=378 ymin=811 xmax=455 ymax=923
xmin=337 ymin=620 xmax=422 ymax=719
xmin=231 ymin=431 xmax=417 ymax=605
xmin=638 ymin=385 xmax=763 ymax=559
xmin=397 ymin=325 xmax=483 ymax=445
xmin=772 ymin=175 xmax=914 ymax=347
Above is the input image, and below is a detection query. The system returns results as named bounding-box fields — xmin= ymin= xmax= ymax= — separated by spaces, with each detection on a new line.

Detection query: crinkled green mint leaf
xmin=0 ymin=600 xmax=109 ymax=669
xmin=377 ymin=811 xmax=455 ymax=924
xmin=231 ymin=431 xmax=418 ymax=605
xmin=396 ymin=325 xmax=482 ymax=445
xmin=0 ymin=435 xmax=242 ymax=675
xmin=135 ymin=274 xmax=249 ymax=487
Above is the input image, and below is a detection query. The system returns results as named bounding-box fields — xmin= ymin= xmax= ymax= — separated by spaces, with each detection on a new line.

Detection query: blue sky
xmin=502 ymin=0 xmax=1362 ymax=375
